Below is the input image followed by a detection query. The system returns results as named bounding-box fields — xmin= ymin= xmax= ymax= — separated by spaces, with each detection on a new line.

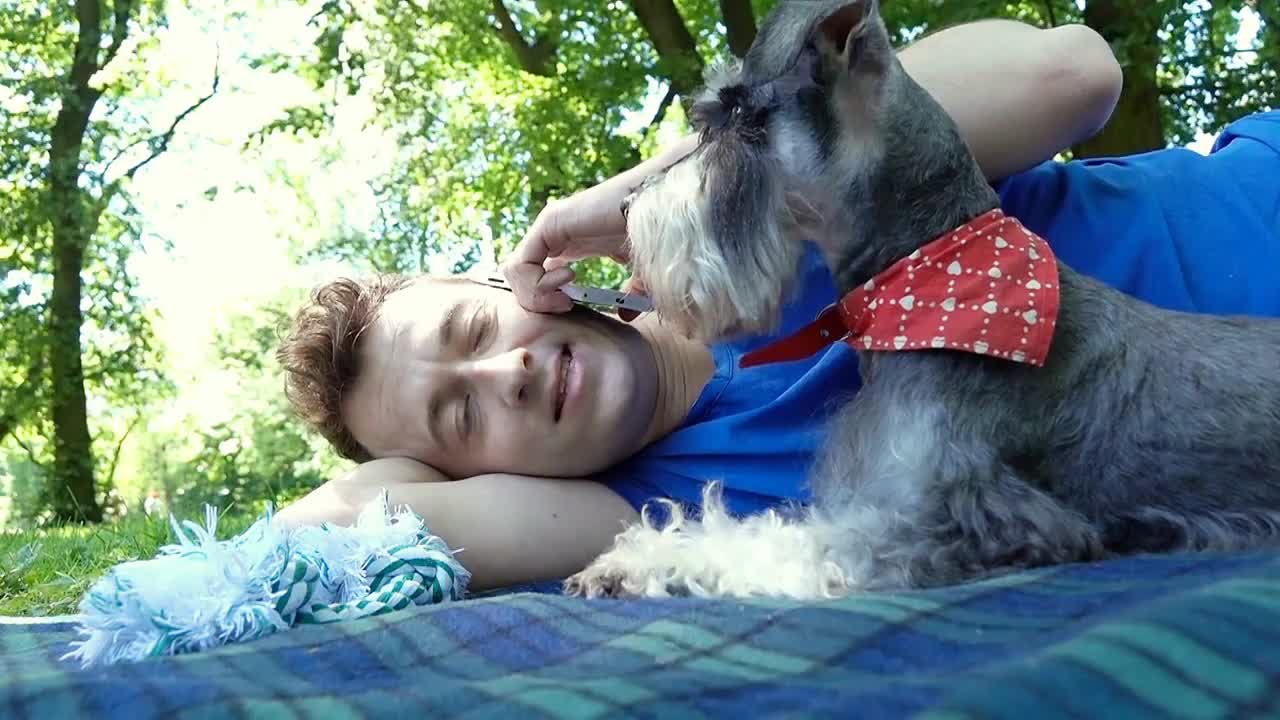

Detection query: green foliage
xmin=0 ymin=0 xmax=183 ymax=519
xmin=264 ymin=0 xmax=681 ymax=283
xmin=263 ymin=0 xmax=1275 ymax=282
xmin=145 ymin=404 xmax=335 ymax=516
xmin=0 ymin=508 xmax=261 ymax=616
xmin=125 ymin=292 xmax=346 ymax=521
xmin=1 ymin=0 xmax=1275 ymax=535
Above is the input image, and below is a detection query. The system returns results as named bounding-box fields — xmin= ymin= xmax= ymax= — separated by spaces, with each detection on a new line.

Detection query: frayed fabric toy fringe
xmin=63 ymin=491 xmax=469 ymax=667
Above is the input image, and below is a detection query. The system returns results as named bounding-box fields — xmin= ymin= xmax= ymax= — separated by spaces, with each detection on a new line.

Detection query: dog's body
xmin=566 ymin=0 xmax=1280 ymax=598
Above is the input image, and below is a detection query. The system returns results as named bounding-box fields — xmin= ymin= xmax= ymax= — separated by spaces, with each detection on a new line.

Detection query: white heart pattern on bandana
xmin=828 ymin=209 xmax=1061 ymax=368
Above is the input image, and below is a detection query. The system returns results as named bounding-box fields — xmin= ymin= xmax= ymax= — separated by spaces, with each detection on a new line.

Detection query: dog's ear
xmin=817 ymin=2 xmax=870 ymax=52
xmin=815 ymin=0 xmax=886 ymax=72
xmin=743 ymin=0 xmax=890 ymax=83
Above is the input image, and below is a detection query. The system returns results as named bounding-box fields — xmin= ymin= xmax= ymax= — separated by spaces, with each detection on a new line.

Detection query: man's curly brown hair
xmin=277 ymin=274 xmax=414 ymax=462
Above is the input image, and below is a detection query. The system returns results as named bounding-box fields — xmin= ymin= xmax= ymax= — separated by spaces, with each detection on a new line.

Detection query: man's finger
xmin=618 ymin=275 xmax=648 ymax=322
xmin=503 ymin=208 xmax=571 ymax=310
xmin=503 ymin=262 xmax=571 ymax=313
xmin=537 ymin=265 xmax=575 ymax=292
xmin=543 ymin=256 xmax=574 ymax=272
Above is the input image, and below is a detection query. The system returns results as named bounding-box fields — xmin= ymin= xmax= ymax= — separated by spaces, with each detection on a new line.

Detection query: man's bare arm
xmin=899 ymin=21 xmax=1123 ymax=180
xmin=274 ymin=458 xmax=638 ymax=591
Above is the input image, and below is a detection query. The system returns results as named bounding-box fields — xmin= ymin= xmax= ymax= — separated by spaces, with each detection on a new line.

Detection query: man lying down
xmin=272 ymin=17 xmax=1280 ymax=593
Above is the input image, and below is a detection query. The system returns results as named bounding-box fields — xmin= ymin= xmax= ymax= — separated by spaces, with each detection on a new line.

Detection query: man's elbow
xmin=1046 ymin=24 xmax=1124 ymax=143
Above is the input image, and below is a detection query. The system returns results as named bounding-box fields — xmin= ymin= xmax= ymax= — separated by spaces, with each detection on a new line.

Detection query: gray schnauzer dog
xmin=564 ymin=0 xmax=1280 ymax=599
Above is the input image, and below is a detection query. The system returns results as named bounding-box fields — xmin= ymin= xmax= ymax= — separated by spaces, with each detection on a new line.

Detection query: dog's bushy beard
xmin=624 ymin=75 xmax=807 ymax=342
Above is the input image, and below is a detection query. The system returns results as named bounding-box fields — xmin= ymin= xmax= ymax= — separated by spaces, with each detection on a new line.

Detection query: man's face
xmin=342 ymin=278 xmax=658 ymax=478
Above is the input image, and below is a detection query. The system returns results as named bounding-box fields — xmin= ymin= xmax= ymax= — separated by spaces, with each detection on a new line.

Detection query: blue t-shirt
xmin=607 ymin=111 xmax=1280 ymax=517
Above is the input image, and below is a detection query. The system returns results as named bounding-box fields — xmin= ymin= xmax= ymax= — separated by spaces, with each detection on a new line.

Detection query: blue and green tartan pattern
xmin=4 ymin=549 xmax=1280 ymax=719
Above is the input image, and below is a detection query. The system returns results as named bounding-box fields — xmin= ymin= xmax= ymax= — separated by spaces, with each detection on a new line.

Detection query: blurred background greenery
xmin=1 ymin=0 xmax=1276 ymax=536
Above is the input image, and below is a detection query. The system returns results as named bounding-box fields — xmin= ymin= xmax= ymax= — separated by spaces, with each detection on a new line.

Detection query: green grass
xmin=0 ymin=511 xmax=260 ymax=617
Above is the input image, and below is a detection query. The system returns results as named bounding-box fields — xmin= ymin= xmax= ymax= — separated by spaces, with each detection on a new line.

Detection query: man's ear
xmin=816 ymin=0 xmax=880 ymax=67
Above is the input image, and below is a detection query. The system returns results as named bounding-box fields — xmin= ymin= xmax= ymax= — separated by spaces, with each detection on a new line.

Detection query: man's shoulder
xmin=1211 ymin=110 xmax=1280 ymax=156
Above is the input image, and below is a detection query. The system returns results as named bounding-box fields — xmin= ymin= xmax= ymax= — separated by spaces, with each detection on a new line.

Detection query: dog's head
xmin=624 ymin=0 xmax=989 ymax=342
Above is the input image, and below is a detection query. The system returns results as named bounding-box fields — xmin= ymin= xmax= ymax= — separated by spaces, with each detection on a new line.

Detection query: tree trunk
xmin=46 ymin=209 xmax=99 ymax=521
xmin=627 ymin=0 xmax=705 ymax=102
xmin=719 ymin=0 xmax=757 ymax=58
xmin=1073 ymin=0 xmax=1166 ymax=158
xmin=491 ymin=0 xmax=557 ymax=76
xmin=43 ymin=0 xmax=110 ymax=523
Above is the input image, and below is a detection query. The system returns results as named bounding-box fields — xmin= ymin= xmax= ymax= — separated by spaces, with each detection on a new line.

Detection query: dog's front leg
xmin=810 ymin=368 xmax=1109 ymax=589
xmin=564 ymin=484 xmax=849 ymax=600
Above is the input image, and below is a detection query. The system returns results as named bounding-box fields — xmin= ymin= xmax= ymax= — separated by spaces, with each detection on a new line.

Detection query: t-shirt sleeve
xmin=1210 ymin=111 xmax=1280 ymax=156
xmin=988 ymin=110 xmax=1280 ymax=316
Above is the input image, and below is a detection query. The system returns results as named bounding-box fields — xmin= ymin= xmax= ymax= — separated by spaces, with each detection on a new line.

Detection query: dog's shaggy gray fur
xmin=565 ymin=0 xmax=1280 ymax=598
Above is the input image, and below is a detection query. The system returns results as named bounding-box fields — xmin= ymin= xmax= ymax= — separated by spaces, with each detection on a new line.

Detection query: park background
xmin=1 ymin=0 xmax=1276 ymax=613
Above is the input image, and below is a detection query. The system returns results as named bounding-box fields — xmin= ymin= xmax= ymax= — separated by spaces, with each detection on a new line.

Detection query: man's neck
xmin=633 ymin=315 xmax=716 ymax=449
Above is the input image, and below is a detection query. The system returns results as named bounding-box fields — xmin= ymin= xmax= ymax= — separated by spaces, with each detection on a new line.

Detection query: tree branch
xmin=1043 ymin=0 xmax=1059 ymax=28
xmin=642 ymin=83 xmax=678 ymax=142
xmin=0 ymin=411 xmax=18 ymax=446
xmin=628 ymin=0 xmax=705 ymax=100
xmin=10 ymin=432 xmax=44 ymax=472
xmin=101 ymin=0 xmax=136 ymax=69
xmin=112 ymin=57 xmax=221 ymax=185
xmin=718 ymin=0 xmax=757 ymax=57
xmin=50 ymin=0 xmax=106 ymax=164
xmin=1255 ymin=0 xmax=1279 ymax=37
xmin=70 ymin=0 xmax=103 ymax=93
xmin=0 ymin=351 xmax=45 ymax=445
xmin=103 ymin=413 xmax=141 ymax=493
xmin=491 ymin=0 xmax=557 ymax=76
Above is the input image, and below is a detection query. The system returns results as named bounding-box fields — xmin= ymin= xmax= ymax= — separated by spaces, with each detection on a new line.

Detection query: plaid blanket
xmin=3 ymin=550 xmax=1279 ymax=719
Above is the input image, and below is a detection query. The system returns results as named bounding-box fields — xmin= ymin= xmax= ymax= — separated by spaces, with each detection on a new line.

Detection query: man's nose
xmin=473 ymin=348 xmax=533 ymax=407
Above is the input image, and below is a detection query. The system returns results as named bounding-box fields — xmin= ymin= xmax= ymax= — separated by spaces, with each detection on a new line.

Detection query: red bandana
xmin=740 ymin=210 xmax=1060 ymax=368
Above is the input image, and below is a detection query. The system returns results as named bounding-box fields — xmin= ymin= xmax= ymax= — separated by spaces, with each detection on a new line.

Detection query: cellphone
xmin=469 ymin=273 xmax=654 ymax=314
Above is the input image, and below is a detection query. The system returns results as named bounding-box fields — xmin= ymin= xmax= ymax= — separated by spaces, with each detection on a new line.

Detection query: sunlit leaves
xmin=1 ymin=0 xmax=183 ymax=519
xmin=264 ymin=0 xmax=1271 ymax=287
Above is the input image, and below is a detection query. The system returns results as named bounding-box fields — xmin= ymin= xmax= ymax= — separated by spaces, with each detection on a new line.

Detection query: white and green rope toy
xmin=64 ymin=491 xmax=469 ymax=667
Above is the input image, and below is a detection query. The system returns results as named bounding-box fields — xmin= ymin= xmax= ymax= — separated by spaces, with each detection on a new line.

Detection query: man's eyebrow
xmin=426 ymin=297 xmax=475 ymax=451
xmin=426 ymin=394 xmax=443 ymax=452
xmin=437 ymin=300 xmax=466 ymax=349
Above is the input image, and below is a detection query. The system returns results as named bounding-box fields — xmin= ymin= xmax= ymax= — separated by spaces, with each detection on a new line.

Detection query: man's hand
xmin=501 ymin=188 xmax=633 ymax=315
xmin=503 ymin=136 xmax=699 ymax=315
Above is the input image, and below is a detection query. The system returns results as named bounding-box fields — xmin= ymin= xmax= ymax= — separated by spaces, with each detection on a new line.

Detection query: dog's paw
xmin=563 ymin=563 xmax=634 ymax=599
